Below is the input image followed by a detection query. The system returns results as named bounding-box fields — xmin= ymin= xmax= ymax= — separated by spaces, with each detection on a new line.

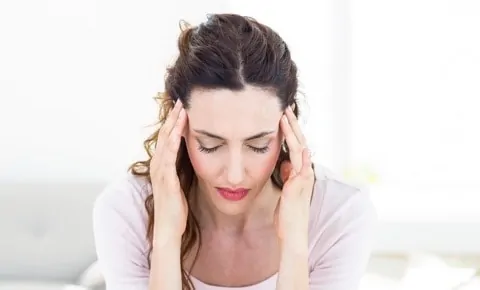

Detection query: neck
xmin=191 ymin=179 xmax=279 ymax=234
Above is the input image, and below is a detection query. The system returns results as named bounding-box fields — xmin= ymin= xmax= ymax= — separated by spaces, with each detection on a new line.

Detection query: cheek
xmin=184 ymin=136 xmax=214 ymax=179
xmin=248 ymin=139 xmax=282 ymax=178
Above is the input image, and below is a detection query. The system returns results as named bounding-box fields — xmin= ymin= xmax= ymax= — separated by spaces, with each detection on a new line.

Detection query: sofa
xmin=0 ymin=181 xmax=106 ymax=290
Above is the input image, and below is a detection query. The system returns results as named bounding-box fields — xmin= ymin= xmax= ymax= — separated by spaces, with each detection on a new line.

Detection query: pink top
xmin=92 ymin=164 xmax=377 ymax=290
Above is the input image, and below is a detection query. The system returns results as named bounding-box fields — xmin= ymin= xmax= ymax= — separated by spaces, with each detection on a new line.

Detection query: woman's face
xmin=184 ymin=85 xmax=284 ymax=216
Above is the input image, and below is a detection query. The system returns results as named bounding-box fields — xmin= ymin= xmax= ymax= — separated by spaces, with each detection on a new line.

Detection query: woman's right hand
xmin=150 ymin=100 xmax=188 ymax=242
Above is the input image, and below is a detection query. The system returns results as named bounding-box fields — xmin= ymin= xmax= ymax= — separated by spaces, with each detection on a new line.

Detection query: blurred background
xmin=1 ymin=0 xmax=479 ymax=289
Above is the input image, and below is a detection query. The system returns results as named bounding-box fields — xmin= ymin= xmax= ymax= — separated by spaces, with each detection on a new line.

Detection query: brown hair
xmin=129 ymin=13 xmax=301 ymax=290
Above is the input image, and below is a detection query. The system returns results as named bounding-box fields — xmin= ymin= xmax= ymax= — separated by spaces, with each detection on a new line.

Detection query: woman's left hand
xmin=274 ymin=106 xmax=315 ymax=249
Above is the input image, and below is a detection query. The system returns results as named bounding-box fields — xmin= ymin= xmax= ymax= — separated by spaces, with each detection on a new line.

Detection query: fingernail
xmin=175 ymin=99 xmax=182 ymax=108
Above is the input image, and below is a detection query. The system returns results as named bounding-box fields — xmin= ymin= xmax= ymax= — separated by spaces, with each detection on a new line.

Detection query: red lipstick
xmin=216 ymin=187 xmax=249 ymax=201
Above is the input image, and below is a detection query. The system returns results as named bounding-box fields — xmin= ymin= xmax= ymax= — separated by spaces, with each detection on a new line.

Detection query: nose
xmin=226 ymin=150 xmax=245 ymax=186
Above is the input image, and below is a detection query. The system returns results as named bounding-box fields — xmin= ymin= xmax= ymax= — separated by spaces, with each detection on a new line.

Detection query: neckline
xmin=189 ymin=273 xmax=278 ymax=289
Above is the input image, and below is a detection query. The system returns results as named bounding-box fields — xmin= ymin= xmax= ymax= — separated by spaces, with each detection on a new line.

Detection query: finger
xmin=164 ymin=108 xmax=187 ymax=168
xmin=154 ymin=101 xmax=182 ymax=155
xmin=165 ymin=110 xmax=187 ymax=192
xmin=299 ymin=148 xmax=314 ymax=198
xmin=280 ymin=115 xmax=302 ymax=173
xmin=299 ymin=148 xmax=313 ymax=177
xmin=285 ymin=106 xmax=307 ymax=146
xmin=158 ymin=100 xmax=183 ymax=141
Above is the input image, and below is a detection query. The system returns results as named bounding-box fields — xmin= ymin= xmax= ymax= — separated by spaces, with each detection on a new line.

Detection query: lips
xmin=216 ymin=187 xmax=249 ymax=201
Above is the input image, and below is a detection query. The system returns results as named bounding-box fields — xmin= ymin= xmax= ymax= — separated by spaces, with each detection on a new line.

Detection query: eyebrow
xmin=193 ymin=129 xmax=275 ymax=141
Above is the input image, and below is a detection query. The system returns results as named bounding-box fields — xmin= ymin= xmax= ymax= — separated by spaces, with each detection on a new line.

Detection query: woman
xmin=93 ymin=13 xmax=376 ymax=290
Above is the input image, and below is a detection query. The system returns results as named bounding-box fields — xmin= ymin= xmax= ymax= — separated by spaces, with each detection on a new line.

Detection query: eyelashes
xmin=250 ymin=146 xmax=270 ymax=154
xmin=198 ymin=145 xmax=218 ymax=154
xmin=198 ymin=145 xmax=270 ymax=154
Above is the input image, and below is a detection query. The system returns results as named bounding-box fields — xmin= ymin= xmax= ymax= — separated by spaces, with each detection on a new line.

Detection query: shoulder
xmin=93 ymin=172 xmax=151 ymax=217
xmin=308 ymin=163 xmax=377 ymax=255
xmin=309 ymin=164 xmax=376 ymax=225
xmin=92 ymin=173 xmax=152 ymax=285
xmin=305 ymin=164 xmax=378 ymax=288
xmin=92 ymin=173 xmax=152 ymax=256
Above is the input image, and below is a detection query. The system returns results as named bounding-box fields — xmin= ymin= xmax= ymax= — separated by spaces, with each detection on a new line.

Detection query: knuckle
xmin=153 ymin=143 xmax=163 ymax=156
xmin=291 ymin=146 xmax=302 ymax=154
xmin=167 ymin=136 xmax=179 ymax=152
xmin=294 ymin=150 xmax=304 ymax=158
xmin=158 ymin=127 xmax=167 ymax=138
xmin=302 ymin=166 xmax=314 ymax=178
xmin=306 ymin=171 xmax=315 ymax=182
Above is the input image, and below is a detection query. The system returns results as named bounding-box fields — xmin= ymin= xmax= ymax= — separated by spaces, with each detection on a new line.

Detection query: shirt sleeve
xmin=308 ymin=188 xmax=377 ymax=290
xmin=92 ymin=177 xmax=150 ymax=290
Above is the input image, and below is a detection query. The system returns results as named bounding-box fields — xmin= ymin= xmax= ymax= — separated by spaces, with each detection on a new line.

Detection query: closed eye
xmin=198 ymin=145 xmax=220 ymax=153
xmin=248 ymin=145 xmax=269 ymax=154
xmin=197 ymin=145 xmax=270 ymax=154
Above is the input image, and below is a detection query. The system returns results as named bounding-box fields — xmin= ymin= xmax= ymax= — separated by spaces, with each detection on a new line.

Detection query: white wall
xmin=350 ymin=0 xmax=480 ymax=189
xmin=349 ymin=0 xmax=480 ymax=225
xmin=0 ymin=0 xmax=345 ymax=182
xmin=0 ymin=0 xmax=232 ymax=182
xmin=2 ymin=0 xmax=479 ymax=198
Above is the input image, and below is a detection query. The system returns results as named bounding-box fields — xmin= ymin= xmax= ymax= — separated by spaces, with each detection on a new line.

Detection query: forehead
xmin=187 ymin=86 xmax=283 ymax=137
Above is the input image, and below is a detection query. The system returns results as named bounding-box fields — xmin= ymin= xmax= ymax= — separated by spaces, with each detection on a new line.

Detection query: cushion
xmin=0 ymin=182 xmax=104 ymax=281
